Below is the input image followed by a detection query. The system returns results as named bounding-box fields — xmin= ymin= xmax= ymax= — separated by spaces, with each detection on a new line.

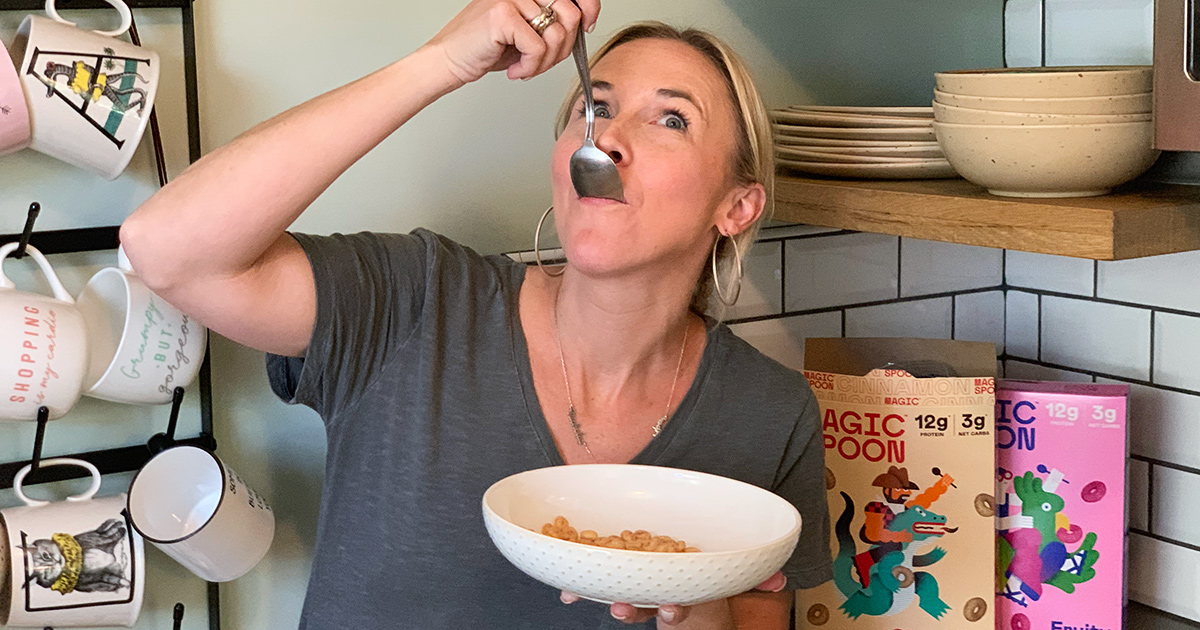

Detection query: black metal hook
xmin=15 ymin=202 xmax=40 ymax=259
xmin=29 ymin=406 xmax=49 ymax=473
xmin=147 ymin=387 xmax=186 ymax=454
xmin=173 ymin=602 xmax=185 ymax=630
xmin=127 ymin=17 xmax=169 ymax=190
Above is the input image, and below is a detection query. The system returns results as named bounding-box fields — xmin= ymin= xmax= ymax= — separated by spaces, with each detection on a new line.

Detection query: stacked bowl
xmin=770 ymin=106 xmax=958 ymax=180
xmin=932 ymin=66 xmax=1158 ymax=197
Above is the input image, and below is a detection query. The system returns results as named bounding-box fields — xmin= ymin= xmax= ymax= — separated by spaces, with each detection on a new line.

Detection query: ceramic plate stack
xmin=770 ymin=106 xmax=958 ymax=179
xmin=932 ymin=66 xmax=1158 ymax=197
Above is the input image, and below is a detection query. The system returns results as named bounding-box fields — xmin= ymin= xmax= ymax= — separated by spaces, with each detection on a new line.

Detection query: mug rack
xmin=0 ymin=1 xmax=221 ymax=628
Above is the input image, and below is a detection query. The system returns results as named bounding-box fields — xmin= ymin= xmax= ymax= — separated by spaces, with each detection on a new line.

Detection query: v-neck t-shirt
xmin=265 ymin=229 xmax=833 ymax=629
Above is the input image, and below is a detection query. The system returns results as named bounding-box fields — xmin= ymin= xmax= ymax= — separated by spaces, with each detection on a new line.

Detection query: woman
xmin=119 ymin=1 xmax=831 ymax=627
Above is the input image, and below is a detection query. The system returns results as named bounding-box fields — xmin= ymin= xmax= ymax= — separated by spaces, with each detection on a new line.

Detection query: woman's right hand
xmin=424 ymin=0 xmax=601 ymax=87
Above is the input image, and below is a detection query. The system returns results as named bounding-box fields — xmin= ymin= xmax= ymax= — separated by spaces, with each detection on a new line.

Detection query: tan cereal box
xmin=796 ymin=338 xmax=997 ymax=630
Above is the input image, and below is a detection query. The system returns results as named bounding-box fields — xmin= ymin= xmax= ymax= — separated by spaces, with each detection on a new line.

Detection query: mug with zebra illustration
xmin=7 ymin=0 xmax=160 ymax=180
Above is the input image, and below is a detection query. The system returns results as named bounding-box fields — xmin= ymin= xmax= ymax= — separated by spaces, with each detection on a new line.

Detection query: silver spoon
xmin=568 ymin=24 xmax=625 ymax=202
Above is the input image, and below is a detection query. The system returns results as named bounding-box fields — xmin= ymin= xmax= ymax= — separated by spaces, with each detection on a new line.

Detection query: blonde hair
xmin=553 ymin=22 xmax=775 ymax=315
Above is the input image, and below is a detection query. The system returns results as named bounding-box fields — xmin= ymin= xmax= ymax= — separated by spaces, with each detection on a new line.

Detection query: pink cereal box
xmin=995 ymin=380 xmax=1129 ymax=630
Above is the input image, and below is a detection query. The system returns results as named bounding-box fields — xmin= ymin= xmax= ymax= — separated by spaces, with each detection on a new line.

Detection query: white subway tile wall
xmin=1129 ymin=459 xmax=1149 ymax=531
xmin=1004 ymin=359 xmax=1094 ymax=383
xmin=725 ymin=241 xmax=782 ymax=320
xmin=1153 ymin=313 xmax=1200 ymax=392
xmin=1098 ymin=250 xmax=1200 ymax=313
xmin=728 ymin=312 xmax=842 ymax=372
xmin=1153 ymin=466 xmax=1200 ymax=548
xmin=899 ymin=238 xmax=1003 ymax=297
xmin=784 ymin=233 xmax=898 ymax=311
xmin=1005 ymin=250 xmax=1096 ymax=296
xmin=1005 ymin=291 xmax=1040 ymax=359
xmin=845 ymin=297 xmax=954 ymax=339
xmin=1128 ymin=534 xmax=1200 ymax=622
xmin=953 ymin=291 xmax=1005 ymax=353
xmin=1040 ymin=296 xmax=1151 ymax=380
xmin=1109 ymin=381 xmax=1200 ymax=472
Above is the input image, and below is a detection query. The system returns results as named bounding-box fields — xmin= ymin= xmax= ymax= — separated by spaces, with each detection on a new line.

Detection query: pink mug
xmin=0 ymin=31 xmax=32 ymax=157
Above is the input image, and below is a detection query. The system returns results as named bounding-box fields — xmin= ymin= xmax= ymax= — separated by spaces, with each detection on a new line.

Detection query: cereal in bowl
xmin=537 ymin=516 xmax=701 ymax=553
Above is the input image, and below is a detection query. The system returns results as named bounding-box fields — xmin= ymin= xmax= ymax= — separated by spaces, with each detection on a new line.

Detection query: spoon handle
xmin=571 ymin=27 xmax=596 ymax=143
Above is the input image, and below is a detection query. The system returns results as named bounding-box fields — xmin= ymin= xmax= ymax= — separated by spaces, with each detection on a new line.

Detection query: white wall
xmin=0 ymin=1 xmax=1001 ymax=628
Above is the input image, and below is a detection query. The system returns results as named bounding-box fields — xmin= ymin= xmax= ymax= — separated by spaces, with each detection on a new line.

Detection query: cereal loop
xmin=1081 ymin=481 xmax=1106 ymax=503
xmin=825 ymin=467 xmax=836 ymax=490
xmin=806 ymin=603 xmax=830 ymax=626
xmin=974 ymin=493 xmax=995 ymax=517
xmin=1057 ymin=524 xmax=1083 ymax=544
xmin=964 ymin=597 xmax=988 ymax=622
xmin=1011 ymin=612 xmax=1031 ymax=630
xmin=892 ymin=566 xmax=914 ymax=588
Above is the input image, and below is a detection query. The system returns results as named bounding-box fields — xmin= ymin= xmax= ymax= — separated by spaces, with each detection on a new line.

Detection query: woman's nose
xmin=592 ymin=117 xmax=629 ymax=166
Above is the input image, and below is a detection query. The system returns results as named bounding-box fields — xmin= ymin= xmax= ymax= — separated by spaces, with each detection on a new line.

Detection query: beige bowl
xmin=935 ymin=66 xmax=1152 ymax=98
xmin=932 ymin=121 xmax=1159 ymax=197
xmin=932 ymin=101 xmax=1151 ymax=125
xmin=933 ymin=90 xmax=1151 ymax=115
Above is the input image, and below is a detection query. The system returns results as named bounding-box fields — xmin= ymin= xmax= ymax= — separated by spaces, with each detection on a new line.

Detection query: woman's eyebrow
xmin=657 ymin=88 xmax=704 ymax=117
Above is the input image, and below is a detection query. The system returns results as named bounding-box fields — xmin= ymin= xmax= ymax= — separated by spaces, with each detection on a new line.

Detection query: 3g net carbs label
xmin=797 ymin=367 xmax=997 ymax=630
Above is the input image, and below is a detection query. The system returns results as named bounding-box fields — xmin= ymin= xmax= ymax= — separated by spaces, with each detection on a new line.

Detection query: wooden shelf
xmin=773 ymin=175 xmax=1200 ymax=260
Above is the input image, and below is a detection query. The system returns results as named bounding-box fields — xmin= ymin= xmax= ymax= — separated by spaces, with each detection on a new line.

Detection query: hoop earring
xmin=534 ymin=205 xmax=565 ymax=277
xmin=711 ymin=232 xmax=744 ymax=307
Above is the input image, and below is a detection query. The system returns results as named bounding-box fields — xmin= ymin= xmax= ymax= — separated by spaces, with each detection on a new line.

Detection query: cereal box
xmin=995 ymin=380 xmax=1129 ymax=630
xmin=797 ymin=338 xmax=997 ymax=630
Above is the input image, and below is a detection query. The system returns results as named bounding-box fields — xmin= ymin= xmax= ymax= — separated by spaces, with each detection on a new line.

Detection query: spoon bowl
xmin=568 ymin=23 xmax=624 ymax=202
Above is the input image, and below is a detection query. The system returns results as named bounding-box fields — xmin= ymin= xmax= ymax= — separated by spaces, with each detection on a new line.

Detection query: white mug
xmin=76 ymin=246 xmax=207 ymax=405
xmin=0 ymin=242 xmax=89 ymax=422
xmin=0 ymin=458 xmax=145 ymax=628
xmin=8 ymin=0 xmax=160 ymax=179
xmin=127 ymin=446 xmax=274 ymax=582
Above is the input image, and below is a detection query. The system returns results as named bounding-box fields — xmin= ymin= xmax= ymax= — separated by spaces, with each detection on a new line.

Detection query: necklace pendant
xmin=652 ymin=414 xmax=668 ymax=437
xmin=568 ymin=405 xmax=586 ymax=446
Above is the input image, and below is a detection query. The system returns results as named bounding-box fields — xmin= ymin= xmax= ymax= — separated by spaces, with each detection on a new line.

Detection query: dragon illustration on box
xmin=996 ymin=467 xmax=1100 ymax=606
xmin=832 ymin=466 xmax=959 ymax=619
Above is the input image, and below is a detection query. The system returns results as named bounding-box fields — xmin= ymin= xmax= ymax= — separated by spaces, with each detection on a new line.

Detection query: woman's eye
xmin=594 ymin=103 xmax=612 ymax=118
xmin=658 ymin=110 xmax=689 ymax=131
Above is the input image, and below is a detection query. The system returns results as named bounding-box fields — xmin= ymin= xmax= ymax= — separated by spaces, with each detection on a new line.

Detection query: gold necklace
xmin=552 ymin=291 xmax=690 ymax=463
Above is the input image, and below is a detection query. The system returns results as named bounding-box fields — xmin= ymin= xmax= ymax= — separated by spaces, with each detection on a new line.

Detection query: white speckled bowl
xmin=932 ymin=101 xmax=1151 ymax=125
xmin=933 ymin=121 xmax=1159 ymax=197
xmin=933 ymin=90 xmax=1151 ymax=115
xmin=482 ymin=464 xmax=801 ymax=608
xmin=935 ymin=66 xmax=1152 ymax=98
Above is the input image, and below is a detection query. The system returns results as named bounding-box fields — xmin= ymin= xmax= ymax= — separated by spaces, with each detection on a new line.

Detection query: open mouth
xmin=912 ymin=522 xmax=957 ymax=535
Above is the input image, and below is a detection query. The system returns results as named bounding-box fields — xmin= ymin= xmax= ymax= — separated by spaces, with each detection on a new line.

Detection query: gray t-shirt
xmin=266 ymin=229 xmax=832 ymax=629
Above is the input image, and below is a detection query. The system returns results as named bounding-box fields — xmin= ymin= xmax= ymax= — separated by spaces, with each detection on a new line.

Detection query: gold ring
xmin=528 ymin=4 xmax=557 ymax=36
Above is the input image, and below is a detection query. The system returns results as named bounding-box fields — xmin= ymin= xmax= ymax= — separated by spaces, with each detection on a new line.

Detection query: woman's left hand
xmin=559 ymin=571 xmax=788 ymax=626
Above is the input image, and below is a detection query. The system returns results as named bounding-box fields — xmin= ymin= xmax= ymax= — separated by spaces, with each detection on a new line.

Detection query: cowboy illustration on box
xmin=833 ymin=466 xmax=959 ymax=620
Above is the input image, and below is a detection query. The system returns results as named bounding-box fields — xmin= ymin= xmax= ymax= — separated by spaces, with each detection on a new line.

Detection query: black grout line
xmin=840 ymin=310 xmax=847 ymax=337
xmin=1002 ymin=286 xmax=1009 ymax=356
xmin=1001 ymin=249 xmax=1008 ymax=285
xmin=1150 ymin=311 xmax=1157 ymax=384
xmin=1006 ymin=284 xmax=1200 ymax=321
xmin=951 ymin=295 xmax=957 ymax=339
xmin=1147 ymin=463 xmax=1156 ymax=532
xmin=1037 ymin=294 xmax=1043 ymax=362
xmin=1130 ymin=527 xmax=1200 ymax=555
xmin=1131 ymin=454 xmax=1200 ymax=478
xmin=897 ymin=238 xmax=903 ymax=300
xmin=1093 ymin=259 xmax=1100 ymax=298
xmin=726 ymin=285 xmax=1005 ymax=325
xmin=1003 ymin=357 xmax=1200 ymax=398
xmin=778 ymin=240 xmax=787 ymax=316
xmin=754 ymin=229 xmax=859 ymax=245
